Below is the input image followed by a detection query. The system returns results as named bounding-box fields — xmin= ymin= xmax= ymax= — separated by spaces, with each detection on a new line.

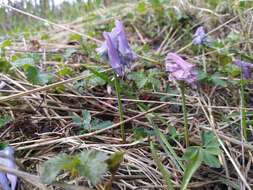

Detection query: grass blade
xmin=150 ymin=141 xmax=174 ymax=190
xmin=155 ymin=128 xmax=185 ymax=172
xmin=180 ymin=149 xmax=202 ymax=190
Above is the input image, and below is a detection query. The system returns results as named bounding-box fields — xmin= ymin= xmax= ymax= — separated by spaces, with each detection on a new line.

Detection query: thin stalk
xmin=114 ymin=74 xmax=126 ymax=143
xmin=179 ymin=83 xmax=189 ymax=147
xmin=240 ymin=79 xmax=247 ymax=140
xmin=202 ymin=48 xmax=207 ymax=74
xmin=150 ymin=141 xmax=175 ymax=190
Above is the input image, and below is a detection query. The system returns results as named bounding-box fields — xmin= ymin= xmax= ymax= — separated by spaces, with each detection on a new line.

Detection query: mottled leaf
xmin=78 ymin=151 xmax=108 ymax=185
xmin=40 ymin=154 xmax=73 ymax=184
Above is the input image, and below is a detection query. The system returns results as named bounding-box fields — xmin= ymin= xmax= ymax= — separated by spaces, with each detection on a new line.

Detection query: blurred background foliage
xmin=0 ymin=0 xmax=108 ymax=35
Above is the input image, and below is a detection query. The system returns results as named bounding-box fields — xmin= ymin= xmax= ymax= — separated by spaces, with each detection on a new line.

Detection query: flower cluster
xmin=97 ymin=20 xmax=201 ymax=87
xmin=96 ymin=20 xmax=137 ymax=76
xmin=165 ymin=53 xmax=197 ymax=88
xmin=0 ymin=146 xmax=17 ymax=190
xmin=234 ymin=59 xmax=253 ymax=79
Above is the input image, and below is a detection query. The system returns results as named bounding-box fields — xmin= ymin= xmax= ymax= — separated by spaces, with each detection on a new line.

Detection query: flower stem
xmin=114 ymin=74 xmax=126 ymax=143
xmin=202 ymin=49 xmax=207 ymax=74
xmin=179 ymin=83 xmax=189 ymax=147
xmin=240 ymin=79 xmax=247 ymax=140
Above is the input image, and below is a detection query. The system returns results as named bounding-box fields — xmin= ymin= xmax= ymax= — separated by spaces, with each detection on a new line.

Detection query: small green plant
xmin=40 ymin=150 xmax=124 ymax=186
xmin=150 ymin=126 xmax=221 ymax=190
xmin=74 ymin=69 xmax=106 ymax=93
xmin=197 ymin=71 xmax=228 ymax=87
xmin=72 ymin=110 xmax=112 ymax=133
xmin=181 ymin=131 xmax=221 ymax=190
xmin=127 ymin=68 xmax=162 ymax=90
xmin=11 ymin=56 xmax=52 ymax=85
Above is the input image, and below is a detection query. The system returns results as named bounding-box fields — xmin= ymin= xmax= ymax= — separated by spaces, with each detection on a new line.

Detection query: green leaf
xmin=57 ymin=66 xmax=73 ymax=77
xmin=25 ymin=65 xmax=51 ymax=85
xmin=201 ymin=131 xmax=221 ymax=155
xmin=0 ymin=58 xmax=11 ymax=73
xmin=201 ymin=131 xmax=221 ymax=167
xmin=78 ymin=150 xmax=108 ymax=185
xmin=63 ymin=48 xmax=77 ymax=60
xmin=183 ymin=146 xmax=200 ymax=160
xmin=202 ymin=151 xmax=221 ymax=168
xmin=81 ymin=110 xmax=91 ymax=128
xmin=1 ymin=39 xmax=12 ymax=49
xmin=72 ymin=110 xmax=112 ymax=132
xmin=136 ymin=2 xmax=147 ymax=14
xmin=128 ymin=72 xmax=147 ymax=89
xmin=180 ymin=149 xmax=203 ymax=190
xmin=197 ymin=70 xmax=208 ymax=81
xmin=91 ymin=119 xmax=112 ymax=130
xmin=211 ymin=74 xmax=227 ymax=87
xmin=106 ymin=151 xmax=124 ymax=173
xmin=0 ymin=143 xmax=8 ymax=150
xmin=11 ymin=58 xmax=34 ymax=67
xmin=81 ymin=70 xmax=106 ymax=87
xmin=41 ymin=154 xmax=73 ymax=184
xmin=150 ymin=0 xmax=162 ymax=9
xmin=128 ymin=69 xmax=161 ymax=90
xmin=151 ymin=141 xmax=174 ymax=190
xmin=0 ymin=115 xmax=11 ymax=128
xmin=72 ymin=114 xmax=82 ymax=125
xmin=155 ymin=127 xmax=184 ymax=171
xmin=83 ymin=65 xmax=113 ymax=86
xmin=133 ymin=127 xmax=155 ymax=140
xmin=68 ymin=34 xmax=82 ymax=42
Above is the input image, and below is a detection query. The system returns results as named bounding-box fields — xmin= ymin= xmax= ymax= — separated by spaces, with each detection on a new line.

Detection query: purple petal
xmin=95 ymin=42 xmax=107 ymax=57
xmin=1 ymin=147 xmax=14 ymax=159
xmin=115 ymin=20 xmax=137 ymax=66
xmin=234 ymin=59 xmax=253 ymax=79
xmin=166 ymin=53 xmax=194 ymax=71
xmin=0 ymin=172 xmax=11 ymax=190
xmin=96 ymin=20 xmax=137 ymax=75
xmin=103 ymin=32 xmax=124 ymax=76
xmin=0 ymin=146 xmax=17 ymax=190
xmin=96 ymin=23 xmax=120 ymax=57
xmin=192 ymin=26 xmax=206 ymax=45
xmin=165 ymin=53 xmax=197 ymax=87
xmin=7 ymin=174 xmax=17 ymax=190
xmin=115 ymin=21 xmax=131 ymax=56
xmin=0 ymin=82 xmax=6 ymax=90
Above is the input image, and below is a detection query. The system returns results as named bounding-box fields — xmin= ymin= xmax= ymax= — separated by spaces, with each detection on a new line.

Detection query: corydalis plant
xmin=96 ymin=20 xmax=137 ymax=76
xmin=192 ymin=26 xmax=208 ymax=45
xmin=96 ymin=20 xmax=137 ymax=142
xmin=165 ymin=53 xmax=197 ymax=147
xmin=234 ymin=58 xmax=253 ymax=139
xmin=234 ymin=59 xmax=253 ymax=79
xmin=165 ymin=53 xmax=197 ymax=88
xmin=0 ymin=146 xmax=17 ymax=190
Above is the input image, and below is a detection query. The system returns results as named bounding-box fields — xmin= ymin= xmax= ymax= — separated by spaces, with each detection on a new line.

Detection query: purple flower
xmin=192 ymin=26 xmax=207 ymax=45
xmin=96 ymin=20 xmax=137 ymax=76
xmin=0 ymin=173 xmax=11 ymax=190
xmin=234 ymin=59 xmax=253 ymax=79
xmin=0 ymin=146 xmax=17 ymax=190
xmin=165 ymin=53 xmax=197 ymax=88
xmin=0 ymin=82 xmax=6 ymax=89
